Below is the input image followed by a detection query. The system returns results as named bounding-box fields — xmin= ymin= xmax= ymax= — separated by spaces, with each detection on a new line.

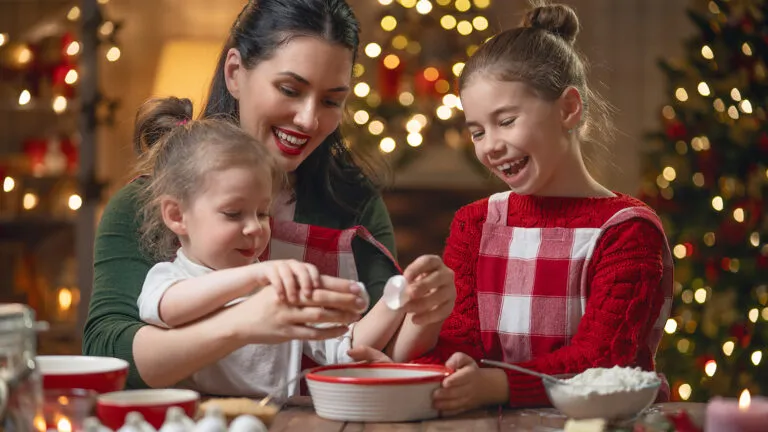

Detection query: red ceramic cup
xmin=97 ymin=389 xmax=200 ymax=429
xmin=36 ymin=356 xmax=129 ymax=393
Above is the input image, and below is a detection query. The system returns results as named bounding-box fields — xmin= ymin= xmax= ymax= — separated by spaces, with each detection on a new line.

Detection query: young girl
xmin=132 ymin=97 xmax=448 ymax=397
xmin=398 ymin=2 xmax=673 ymax=413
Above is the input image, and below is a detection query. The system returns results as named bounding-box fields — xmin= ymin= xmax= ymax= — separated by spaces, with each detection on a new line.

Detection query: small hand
xmin=432 ymin=353 xmax=485 ymax=416
xmin=250 ymin=260 xmax=320 ymax=303
xmin=401 ymin=255 xmax=456 ymax=325
xmin=346 ymin=345 xmax=394 ymax=363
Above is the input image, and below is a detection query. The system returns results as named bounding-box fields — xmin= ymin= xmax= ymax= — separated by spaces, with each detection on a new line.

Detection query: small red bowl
xmin=97 ymin=389 xmax=199 ymax=429
xmin=37 ymin=356 xmax=129 ymax=393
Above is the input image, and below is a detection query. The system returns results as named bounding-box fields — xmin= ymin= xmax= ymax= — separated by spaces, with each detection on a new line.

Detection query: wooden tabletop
xmin=268 ymin=398 xmax=706 ymax=431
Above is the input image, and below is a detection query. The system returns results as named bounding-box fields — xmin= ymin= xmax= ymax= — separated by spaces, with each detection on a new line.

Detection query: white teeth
xmin=275 ymin=129 xmax=308 ymax=146
xmin=496 ymin=157 xmax=527 ymax=173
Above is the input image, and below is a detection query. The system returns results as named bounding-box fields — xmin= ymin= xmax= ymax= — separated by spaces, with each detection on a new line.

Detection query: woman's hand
xmin=401 ymin=255 xmax=456 ymax=326
xmin=347 ymin=345 xmax=394 ymax=363
xmin=249 ymin=259 xmax=320 ymax=303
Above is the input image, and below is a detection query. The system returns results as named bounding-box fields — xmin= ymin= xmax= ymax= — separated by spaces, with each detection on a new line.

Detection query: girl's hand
xmin=250 ymin=259 xmax=320 ymax=303
xmin=346 ymin=345 xmax=394 ymax=363
xmin=401 ymin=255 xmax=456 ymax=325
xmin=433 ymin=353 xmax=509 ymax=416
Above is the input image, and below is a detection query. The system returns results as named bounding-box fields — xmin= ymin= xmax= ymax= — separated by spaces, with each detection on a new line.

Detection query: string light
xmin=656 ymin=175 xmax=669 ymax=189
xmin=364 ymin=43 xmax=382 ymax=58
xmin=17 ymin=46 xmax=32 ymax=65
xmin=662 ymin=167 xmax=677 ymax=181
xmin=354 ymin=83 xmax=370 ymax=97
xmin=423 ymin=67 xmax=439 ymax=81
xmin=713 ymin=98 xmax=725 ymax=112
xmin=68 ymin=195 xmax=82 ymax=211
xmin=751 ymin=351 xmax=762 ymax=366
xmin=682 ymin=290 xmax=694 ymax=304
xmin=406 ymin=119 xmax=423 ymax=133
xmin=368 ymin=120 xmax=384 ymax=135
xmin=703 ymin=232 xmax=716 ymax=246
xmin=436 ymin=105 xmax=452 ymax=120
xmin=730 ymin=88 xmax=741 ymax=101
xmin=711 ymin=196 xmax=724 ymax=211
xmin=697 ymin=82 xmax=711 ymax=96
xmin=379 ymin=137 xmax=396 ymax=153
xmin=473 ymin=0 xmax=490 ymax=8
xmin=106 ymin=46 xmax=121 ymax=62
xmin=722 ymin=341 xmax=735 ymax=356
xmin=694 ymin=288 xmax=707 ymax=303
xmin=727 ymin=105 xmax=739 ymax=119
xmin=739 ymin=100 xmax=752 ymax=114
xmin=455 ymin=0 xmax=471 ymax=12
xmin=383 ymin=54 xmax=401 ymax=69
xmin=415 ymin=0 xmax=433 ymax=14
xmin=23 ymin=193 xmax=38 ymax=210
xmin=398 ymin=92 xmax=414 ymax=106
xmin=353 ymin=110 xmax=370 ymax=125
xmin=693 ymin=173 xmax=705 ymax=187
xmin=66 ymin=41 xmax=80 ymax=56
xmin=678 ymin=384 xmax=692 ymax=401
xmin=473 ymin=16 xmax=489 ymax=31
xmin=381 ymin=16 xmax=397 ymax=31
xmin=675 ymin=88 xmax=688 ymax=101
xmin=367 ymin=93 xmax=381 ymax=108
xmin=749 ymin=232 xmax=760 ymax=247
xmin=407 ymin=133 xmax=423 ymax=147
xmin=701 ymin=45 xmax=714 ymax=59
xmin=441 ymin=15 xmax=458 ymax=30
xmin=742 ymin=43 xmax=752 ymax=56
xmin=677 ymin=338 xmax=691 ymax=353
xmin=67 ymin=6 xmax=80 ymax=21
xmin=18 ymin=90 xmax=31 ymax=106
xmin=3 ymin=177 xmax=15 ymax=192
xmin=452 ymin=62 xmax=465 ymax=76
xmin=664 ymin=318 xmax=678 ymax=334
xmin=436 ymin=0 xmax=450 ymax=4
xmin=662 ymin=105 xmax=676 ymax=119
xmin=708 ymin=1 xmax=720 ymax=14
xmin=443 ymin=94 xmax=460 ymax=108
xmin=65 ymin=69 xmax=78 ymax=85
xmin=413 ymin=114 xmax=428 ymax=128
xmin=352 ymin=64 xmax=365 ymax=77
xmin=763 ymin=308 xmax=768 ymax=321
xmin=733 ymin=208 xmax=745 ymax=223
xmin=406 ymin=41 xmax=421 ymax=54
xmin=52 ymin=96 xmax=67 ymax=114
xmin=675 ymin=141 xmax=687 ymax=154
xmin=100 ymin=21 xmax=115 ymax=36
xmin=378 ymin=0 xmax=393 ymax=4
xmin=435 ymin=79 xmax=450 ymax=93
xmin=749 ymin=308 xmax=759 ymax=323
xmin=392 ymin=35 xmax=408 ymax=50
xmin=0 ymin=33 xmax=7 ymax=47
xmin=673 ymin=244 xmax=687 ymax=259
xmin=457 ymin=20 xmax=473 ymax=35
xmin=704 ymin=360 xmax=717 ymax=377
xmin=400 ymin=0 xmax=417 ymax=7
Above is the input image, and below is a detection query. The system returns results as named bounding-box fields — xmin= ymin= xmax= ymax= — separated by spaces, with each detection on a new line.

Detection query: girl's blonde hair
xmin=132 ymin=97 xmax=283 ymax=261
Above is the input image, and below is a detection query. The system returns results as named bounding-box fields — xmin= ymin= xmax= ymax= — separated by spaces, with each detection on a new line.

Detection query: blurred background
xmin=0 ymin=0 xmax=765 ymax=403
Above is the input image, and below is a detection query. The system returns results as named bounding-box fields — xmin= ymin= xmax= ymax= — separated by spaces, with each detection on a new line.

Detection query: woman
xmin=84 ymin=0 xmax=456 ymax=391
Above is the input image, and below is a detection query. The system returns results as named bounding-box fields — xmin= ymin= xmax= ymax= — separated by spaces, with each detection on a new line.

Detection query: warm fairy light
xmin=400 ymin=0 xmax=417 ymax=7
xmin=435 ymin=79 xmax=450 ymax=93
xmin=368 ymin=120 xmax=384 ymax=135
xmin=441 ymin=15 xmax=458 ymax=29
xmin=65 ymin=69 xmax=78 ymax=85
xmin=740 ymin=100 xmax=753 ymax=114
xmin=473 ymin=16 xmax=489 ymax=31
xmin=728 ymin=106 xmax=739 ymax=119
xmin=379 ymin=137 xmax=396 ymax=153
xmin=703 ymin=232 xmax=716 ymax=246
xmin=407 ymin=133 xmax=423 ymax=147
xmin=712 ymin=196 xmax=724 ymax=211
xmin=381 ymin=16 xmax=397 ymax=32
xmin=474 ymin=0 xmax=490 ymax=7
xmin=675 ymin=141 xmax=687 ymax=154
xmin=436 ymin=0 xmax=450 ymax=4
xmin=660 ymin=187 xmax=674 ymax=200
xmin=749 ymin=232 xmax=760 ymax=247
xmin=704 ymin=360 xmax=717 ymax=377
xmin=713 ymin=98 xmax=725 ymax=112
xmin=106 ymin=46 xmax=121 ymax=62
xmin=752 ymin=351 xmax=763 ymax=366
xmin=66 ymin=41 xmax=80 ymax=56
xmin=67 ymin=6 xmax=80 ymax=21
xmin=17 ymin=46 xmax=32 ymax=65
xmin=436 ymin=105 xmax=452 ymax=120
xmin=413 ymin=114 xmax=428 ymax=128
xmin=0 ymin=33 xmax=7 ymax=47
xmin=392 ymin=35 xmax=408 ymax=50
xmin=662 ymin=105 xmax=675 ymax=119
xmin=423 ymin=67 xmax=439 ymax=82
xmin=23 ymin=193 xmax=38 ymax=210
xmin=662 ymin=167 xmax=677 ymax=181
xmin=664 ymin=318 xmax=678 ymax=334
xmin=367 ymin=93 xmax=381 ymax=107
xmin=697 ymin=82 xmax=710 ymax=96
xmin=383 ymin=54 xmax=400 ymax=69
xmin=406 ymin=41 xmax=421 ymax=54
xmin=733 ymin=208 xmax=745 ymax=223
xmin=354 ymin=83 xmax=370 ymax=97
xmin=98 ymin=0 xmax=110 ymax=4
xmin=455 ymin=0 xmax=471 ymax=12
xmin=443 ymin=94 xmax=460 ymax=108
xmin=3 ymin=177 xmax=15 ymax=192
xmin=58 ymin=288 xmax=73 ymax=311
xmin=100 ymin=21 xmax=115 ymax=36
xmin=739 ymin=390 xmax=750 ymax=410
xmin=57 ymin=417 xmax=72 ymax=432
xmin=18 ymin=89 xmax=31 ymax=106
xmin=742 ymin=43 xmax=752 ymax=56
xmin=656 ymin=176 xmax=669 ymax=189
xmin=455 ymin=99 xmax=463 ymax=111
xmin=379 ymin=0 xmax=393 ymax=4
xmin=457 ymin=20 xmax=473 ymax=35
xmin=708 ymin=1 xmax=720 ymax=13
xmin=406 ymin=118 xmax=423 ymax=133
xmin=729 ymin=258 xmax=740 ymax=273
xmin=749 ymin=308 xmax=759 ymax=323
xmin=701 ymin=45 xmax=714 ymax=59
xmin=399 ymin=92 xmax=414 ymax=106
xmin=675 ymin=88 xmax=688 ymax=102
xmin=34 ymin=415 xmax=46 ymax=432
xmin=677 ymin=338 xmax=690 ymax=353
xmin=68 ymin=194 xmax=82 ymax=211
xmin=731 ymin=88 xmax=742 ymax=101
xmin=415 ymin=0 xmax=433 ymax=14
xmin=678 ymin=383 xmax=692 ymax=400
xmin=364 ymin=43 xmax=382 ymax=58
xmin=694 ymin=288 xmax=707 ymax=304
xmin=353 ymin=110 xmax=369 ymax=125
xmin=692 ymin=173 xmax=705 ymax=187
xmin=673 ymin=244 xmax=687 ymax=259
xmin=52 ymin=96 xmax=67 ymax=114
xmin=723 ymin=341 xmax=735 ymax=356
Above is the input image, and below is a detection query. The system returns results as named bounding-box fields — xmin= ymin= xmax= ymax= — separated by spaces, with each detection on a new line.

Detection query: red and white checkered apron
xmin=476 ymin=191 xmax=673 ymax=365
xmin=259 ymin=199 xmax=401 ymax=394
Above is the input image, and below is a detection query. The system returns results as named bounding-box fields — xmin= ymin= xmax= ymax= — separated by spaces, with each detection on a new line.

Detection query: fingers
xmin=403 ymin=254 xmax=443 ymax=283
xmin=304 ymin=287 xmax=367 ymax=313
xmin=318 ymin=275 xmax=361 ymax=294
xmin=445 ymin=353 xmax=476 ymax=375
xmin=287 ymin=306 xmax=360 ymax=327
xmin=406 ymin=266 xmax=454 ymax=300
xmin=403 ymin=282 xmax=455 ymax=318
xmin=346 ymin=346 xmax=394 ymax=363
xmin=432 ymin=383 xmax=473 ymax=411
xmin=276 ymin=263 xmax=299 ymax=303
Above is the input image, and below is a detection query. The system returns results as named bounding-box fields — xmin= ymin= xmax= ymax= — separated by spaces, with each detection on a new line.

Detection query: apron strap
xmin=486 ymin=191 xmax=512 ymax=225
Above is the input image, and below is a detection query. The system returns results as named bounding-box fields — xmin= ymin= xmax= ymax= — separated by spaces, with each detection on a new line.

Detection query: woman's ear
xmin=160 ymin=196 xmax=187 ymax=236
xmin=224 ymin=48 xmax=243 ymax=100
xmin=559 ymin=86 xmax=583 ymax=132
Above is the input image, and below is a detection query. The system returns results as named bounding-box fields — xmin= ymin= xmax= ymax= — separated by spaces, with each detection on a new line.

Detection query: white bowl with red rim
xmin=306 ymin=363 xmax=451 ymax=422
xmin=36 ymin=356 xmax=129 ymax=393
xmin=97 ymin=389 xmax=200 ymax=429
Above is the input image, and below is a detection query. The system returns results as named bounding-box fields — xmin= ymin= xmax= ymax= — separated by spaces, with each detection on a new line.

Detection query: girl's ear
xmin=559 ymin=86 xmax=583 ymax=132
xmin=160 ymin=196 xmax=187 ymax=236
xmin=224 ymin=48 xmax=243 ymax=101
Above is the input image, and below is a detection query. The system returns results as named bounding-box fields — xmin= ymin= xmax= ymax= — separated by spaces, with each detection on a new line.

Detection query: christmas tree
xmin=641 ymin=0 xmax=767 ymax=402
xmin=345 ymin=0 xmax=494 ymax=171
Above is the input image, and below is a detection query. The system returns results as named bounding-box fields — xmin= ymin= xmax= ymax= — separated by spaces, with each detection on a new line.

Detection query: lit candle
xmin=705 ymin=390 xmax=768 ymax=432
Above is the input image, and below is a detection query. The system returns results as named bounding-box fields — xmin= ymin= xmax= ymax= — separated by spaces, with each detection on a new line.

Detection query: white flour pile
xmin=560 ymin=366 xmax=660 ymax=396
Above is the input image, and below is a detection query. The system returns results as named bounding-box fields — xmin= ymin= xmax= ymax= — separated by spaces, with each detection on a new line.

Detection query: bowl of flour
xmin=543 ymin=366 xmax=661 ymax=420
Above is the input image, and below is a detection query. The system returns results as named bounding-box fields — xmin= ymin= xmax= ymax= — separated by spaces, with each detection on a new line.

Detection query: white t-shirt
xmin=137 ymin=248 xmax=355 ymax=397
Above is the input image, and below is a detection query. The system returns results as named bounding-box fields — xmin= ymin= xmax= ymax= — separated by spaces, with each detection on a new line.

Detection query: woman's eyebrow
xmin=278 ymin=71 xmax=350 ymax=93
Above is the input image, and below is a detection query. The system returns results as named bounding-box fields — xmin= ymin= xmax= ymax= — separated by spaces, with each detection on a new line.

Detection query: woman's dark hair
xmin=459 ymin=2 xmax=616 ymax=156
xmin=201 ymin=0 xmax=377 ymax=219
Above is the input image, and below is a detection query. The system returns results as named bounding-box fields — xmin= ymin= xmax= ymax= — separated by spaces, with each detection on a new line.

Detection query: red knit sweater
xmin=413 ymin=193 xmax=669 ymax=407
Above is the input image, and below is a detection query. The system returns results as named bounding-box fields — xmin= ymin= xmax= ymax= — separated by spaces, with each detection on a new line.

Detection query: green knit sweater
xmin=83 ymin=178 xmax=399 ymax=388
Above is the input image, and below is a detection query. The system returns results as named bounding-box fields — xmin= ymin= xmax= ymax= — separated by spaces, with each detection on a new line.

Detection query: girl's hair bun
xmin=522 ymin=3 xmax=580 ymax=44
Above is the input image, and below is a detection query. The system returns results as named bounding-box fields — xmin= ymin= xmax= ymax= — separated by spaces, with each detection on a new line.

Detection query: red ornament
xmin=705 ymin=259 xmax=719 ymax=284
xmin=60 ymin=135 xmax=79 ymax=174
xmin=757 ymin=253 xmax=768 ymax=269
xmin=729 ymin=323 xmax=751 ymax=348
xmin=22 ymin=137 xmax=47 ymax=176
xmin=665 ymin=121 xmax=687 ymax=140
xmin=666 ymin=410 xmax=703 ymax=432
xmin=377 ymin=57 xmax=404 ymax=102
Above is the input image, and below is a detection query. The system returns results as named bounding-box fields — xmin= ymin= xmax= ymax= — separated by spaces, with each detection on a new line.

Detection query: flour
xmin=560 ymin=366 xmax=660 ymax=396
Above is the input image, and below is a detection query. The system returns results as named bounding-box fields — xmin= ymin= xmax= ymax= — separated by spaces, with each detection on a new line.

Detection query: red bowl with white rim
xmin=97 ymin=389 xmax=200 ymax=429
xmin=37 ymin=356 xmax=129 ymax=393
xmin=306 ymin=363 xmax=451 ymax=422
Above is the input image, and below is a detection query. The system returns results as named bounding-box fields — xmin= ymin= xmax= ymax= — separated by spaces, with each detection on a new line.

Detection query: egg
xmin=159 ymin=407 xmax=194 ymax=432
xmin=382 ymin=275 xmax=408 ymax=310
xmin=118 ymin=412 xmax=156 ymax=432
xmin=83 ymin=417 xmax=113 ymax=432
xmin=193 ymin=406 xmax=227 ymax=432
xmin=228 ymin=415 xmax=268 ymax=432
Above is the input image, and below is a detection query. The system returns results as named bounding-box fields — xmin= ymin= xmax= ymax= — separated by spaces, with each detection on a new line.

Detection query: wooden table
xmin=268 ymin=398 xmax=706 ymax=431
